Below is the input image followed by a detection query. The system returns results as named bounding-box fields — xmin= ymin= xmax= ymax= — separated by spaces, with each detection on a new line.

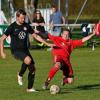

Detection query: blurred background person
xmin=49 ymin=5 xmax=65 ymax=36
xmin=32 ymin=10 xmax=48 ymax=40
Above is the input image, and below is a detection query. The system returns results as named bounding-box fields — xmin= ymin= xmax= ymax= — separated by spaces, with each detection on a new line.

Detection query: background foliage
xmin=1 ymin=0 xmax=100 ymax=20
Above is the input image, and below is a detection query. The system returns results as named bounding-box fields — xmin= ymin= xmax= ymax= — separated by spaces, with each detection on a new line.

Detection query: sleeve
xmin=28 ymin=24 xmax=34 ymax=34
xmin=4 ymin=25 xmax=13 ymax=36
xmin=48 ymin=34 xmax=56 ymax=41
xmin=72 ymin=39 xmax=84 ymax=48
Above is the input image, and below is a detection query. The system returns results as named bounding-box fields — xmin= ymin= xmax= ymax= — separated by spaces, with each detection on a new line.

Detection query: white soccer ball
xmin=50 ymin=85 xmax=60 ymax=94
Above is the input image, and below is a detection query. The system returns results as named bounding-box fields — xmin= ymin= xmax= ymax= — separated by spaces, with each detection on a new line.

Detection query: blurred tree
xmin=1 ymin=0 xmax=100 ymax=20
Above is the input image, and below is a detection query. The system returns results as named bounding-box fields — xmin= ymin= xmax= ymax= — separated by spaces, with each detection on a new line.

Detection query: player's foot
xmin=17 ymin=74 xmax=23 ymax=86
xmin=61 ymin=77 xmax=68 ymax=86
xmin=42 ymin=82 xmax=49 ymax=90
xmin=27 ymin=88 xmax=38 ymax=92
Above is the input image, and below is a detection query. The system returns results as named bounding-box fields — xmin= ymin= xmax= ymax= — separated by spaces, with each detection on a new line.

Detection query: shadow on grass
xmin=60 ymin=83 xmax=100 ymax=94
xmin=75 ymin=84 xmax=100 ymax=90
xmin=35 ymin=83 xmax=100 ymax=94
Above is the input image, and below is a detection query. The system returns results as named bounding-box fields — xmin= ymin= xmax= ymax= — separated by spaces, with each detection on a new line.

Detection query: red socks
xmin=47 ymin=64 xmax=59 ymax=81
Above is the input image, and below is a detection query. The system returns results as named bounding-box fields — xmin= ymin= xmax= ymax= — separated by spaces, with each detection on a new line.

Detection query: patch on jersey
xmin=18 ymin=31 xmax=26 ymax=39
xmin=24 ymin=27 xmax=27 ymax=31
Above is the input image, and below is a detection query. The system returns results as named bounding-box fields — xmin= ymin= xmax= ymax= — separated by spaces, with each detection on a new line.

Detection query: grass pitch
xmin=0 ymin=48 xmax=100 ymax=100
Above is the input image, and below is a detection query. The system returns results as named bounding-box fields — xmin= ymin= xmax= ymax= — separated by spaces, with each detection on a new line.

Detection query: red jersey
xmin=48 ymin=34 xmax=83 ymax=59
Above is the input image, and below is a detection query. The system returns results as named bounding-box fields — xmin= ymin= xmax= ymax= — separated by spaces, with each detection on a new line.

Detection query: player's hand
xmin=1 ymin=52 xmax=6 ymax=59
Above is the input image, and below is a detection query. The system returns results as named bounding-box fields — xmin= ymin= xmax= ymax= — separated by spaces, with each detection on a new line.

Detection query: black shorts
xmin=12 ymin=51 xmax=35 ymax=64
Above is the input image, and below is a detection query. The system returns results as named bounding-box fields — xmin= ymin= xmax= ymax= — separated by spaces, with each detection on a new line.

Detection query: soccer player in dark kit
xmin=42 ymin=27 xmax=96 ymax=89
xmin=0 ymin=9 xmax=54 ymax=92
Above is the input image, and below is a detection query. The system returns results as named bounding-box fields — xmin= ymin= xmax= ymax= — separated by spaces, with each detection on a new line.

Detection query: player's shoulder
xmin=10 ymin=22 xmax=16 ymax=26
xmin=23 ymin=22 xmax=32 ymax=28
xmin=23 ymin=22 xmax=30 ymax=26
xmin=7 ymin=22 xmax=16 ymax=29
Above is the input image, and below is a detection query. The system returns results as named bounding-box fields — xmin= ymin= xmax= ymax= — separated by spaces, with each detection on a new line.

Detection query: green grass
xmin=0 ymin=48 xmax=100 ymax=100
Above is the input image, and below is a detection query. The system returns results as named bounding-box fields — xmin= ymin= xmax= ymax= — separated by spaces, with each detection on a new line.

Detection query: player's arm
xmin=0 ymin=34 xmax=7 ymax=59
xmin=31 ymin=33 xmax=54 ymax=47
xmin=82 ymin=32 xmax=95 ymax=43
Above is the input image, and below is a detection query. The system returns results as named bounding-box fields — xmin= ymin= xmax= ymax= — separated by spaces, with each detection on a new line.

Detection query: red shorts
xmin=53 ymin=55 xmax=73 ymax=78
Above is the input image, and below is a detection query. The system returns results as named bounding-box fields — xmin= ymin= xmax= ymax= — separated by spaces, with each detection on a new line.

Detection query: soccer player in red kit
xmin=42 ymin=28 xmax=95 ymax=89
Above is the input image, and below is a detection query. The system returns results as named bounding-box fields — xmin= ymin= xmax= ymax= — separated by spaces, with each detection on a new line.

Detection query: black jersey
xmin=4 ymin=22 xmax=34 ymax=53
xmin=32 ymin=17 xmax=45 ymax=32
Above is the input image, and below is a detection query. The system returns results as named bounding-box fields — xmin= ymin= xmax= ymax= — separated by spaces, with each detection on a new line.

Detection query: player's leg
xmin=19 ymin=63 xmax=28 ymax=77
xmin=13 ymin=51 xmax=29 ymax=86
xmin=20 ymin=53 xmax=37 ymax=92
xmin=43 ymin=55 xmax=61 ymax=89
xmin=18 ymin=55 xmax=30 ymax=77
xmin=13 ymin=51 xmax=36 ymax=92
xmin=26 ymin=54 xmax=37 ymax=92
xmin=61 ymin=61 xmax=74 ymax=85
xmin=42 ymin=62 xmax=60 ymax=89
xmin=18 ymin=63 xmax=28 ymax=85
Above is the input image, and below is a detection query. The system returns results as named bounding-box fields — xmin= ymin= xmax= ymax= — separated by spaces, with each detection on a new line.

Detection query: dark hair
xmin=35 ymin=9 xmax=41 ymax=14
xmin=33 ymin=10 xmax=43 ymax=19
xmin=51 ymin=4 xmax=58 ymax=11
xmin=61 ymin=27 xmax=72 ymax=38
xmin=61 ymin=27 xmax=70 ymax=33
xmin=16 ymin=9 xmax=26 ymax=17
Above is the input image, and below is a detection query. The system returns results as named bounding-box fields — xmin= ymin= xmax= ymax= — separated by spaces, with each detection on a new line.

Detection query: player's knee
xmin=24 ymin=56 xmax=31 ymax=65
xmin=28 ymin=63 xmax=36 ymax=74
xmin=67 ymin=78 xmax=73 ymax=84
xmin=55 ymin=62 xmax=61 ymax=68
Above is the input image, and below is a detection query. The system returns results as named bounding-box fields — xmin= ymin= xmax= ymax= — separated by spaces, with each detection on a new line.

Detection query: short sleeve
xmin=27 ymin=24 xmax=34 ymax=34
xmin=48 ymin=34 xmax=56 ymax=41
xmin=4 ymin=25 xmax=13 ymax=36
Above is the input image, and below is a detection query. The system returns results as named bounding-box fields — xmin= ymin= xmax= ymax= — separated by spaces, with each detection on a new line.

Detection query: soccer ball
xmin=50 ymin=85 xmax=60 ymax=94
